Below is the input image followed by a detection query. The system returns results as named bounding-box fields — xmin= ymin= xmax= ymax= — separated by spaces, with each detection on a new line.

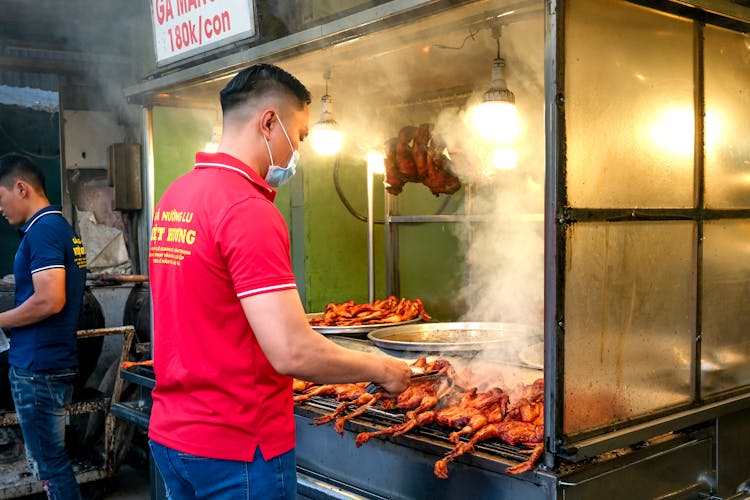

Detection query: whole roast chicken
xmin=384 ymin=123 xmax=461 ymax=196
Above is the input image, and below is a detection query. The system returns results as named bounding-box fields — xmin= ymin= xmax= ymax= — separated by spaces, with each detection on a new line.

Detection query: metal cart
xmin=0 ymin=326 xmax=135 ymax=498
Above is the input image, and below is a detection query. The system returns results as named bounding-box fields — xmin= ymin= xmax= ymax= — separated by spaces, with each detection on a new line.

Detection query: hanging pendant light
xmin=311 ymin=70 xmax=343 ymax=156
xmin=470 ymin=25 xmax=519 ymax=169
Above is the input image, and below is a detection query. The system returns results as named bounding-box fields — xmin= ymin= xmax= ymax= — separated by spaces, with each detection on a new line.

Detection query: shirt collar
xmin=194 ymin=152 xmax=276 ymax=202
xmin=19 ymin=205 xmax=63 ymax=235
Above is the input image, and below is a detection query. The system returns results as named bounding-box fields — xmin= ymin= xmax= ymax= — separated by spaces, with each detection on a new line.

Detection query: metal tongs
xmin=365 ymin=368 xmax=442 ymax=394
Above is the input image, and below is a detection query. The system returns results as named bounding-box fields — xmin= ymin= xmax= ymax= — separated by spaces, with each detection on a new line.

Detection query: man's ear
xmin=15 ymin=180 xmax=27 ymax=198
xmin=259 ymin=109 xmax=276 ymax=136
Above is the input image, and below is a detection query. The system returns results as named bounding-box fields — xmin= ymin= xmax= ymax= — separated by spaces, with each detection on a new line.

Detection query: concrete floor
xmin=10 ymin=463 xmax=151 ymax=500
xmin=99 ymin=463 xmax=151 ymax=500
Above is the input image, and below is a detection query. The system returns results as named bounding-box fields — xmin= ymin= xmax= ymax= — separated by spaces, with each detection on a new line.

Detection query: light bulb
xmin=311 ymin=93 xmax=343 ymax=156
xmin=470 ymin=55 xmax=519 ymax=143
xmin=311 ymin=125 xmax=343 ymax=156
xmin=471 ymin=101 xmax=519 ymax=142
xmin=366 ymin=151 xmax=385 ymax=175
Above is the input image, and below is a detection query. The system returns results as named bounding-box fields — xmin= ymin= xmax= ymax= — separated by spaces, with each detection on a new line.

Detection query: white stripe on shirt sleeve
xmin=30 ymin=264 xmax=65 ymax=274
xmin=237 ymin=283 xmax=297 ymax=298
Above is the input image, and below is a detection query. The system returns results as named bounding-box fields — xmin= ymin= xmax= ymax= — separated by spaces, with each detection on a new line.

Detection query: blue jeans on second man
xmin=149 ymin=439 xmax=296 ymax=499
xmin=9 ymin=366 xmax=81 ymax=500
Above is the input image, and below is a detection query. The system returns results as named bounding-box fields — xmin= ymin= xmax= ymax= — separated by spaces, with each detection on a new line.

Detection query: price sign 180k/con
xmin=150 ymin=0 xmax=256 ymax=66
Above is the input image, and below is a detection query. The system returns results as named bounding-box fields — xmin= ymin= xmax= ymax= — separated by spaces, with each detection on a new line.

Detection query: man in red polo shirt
xmin=147 ymin=64 xmax=411 ymax=499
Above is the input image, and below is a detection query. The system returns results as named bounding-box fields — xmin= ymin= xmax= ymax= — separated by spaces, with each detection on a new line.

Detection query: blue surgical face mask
xmin=263 ymin=115 xmax=299 ymax=187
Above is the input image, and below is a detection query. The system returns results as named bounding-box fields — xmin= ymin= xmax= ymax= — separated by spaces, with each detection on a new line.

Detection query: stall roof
xmin=124 ymin=0 xmax=543 ymax=107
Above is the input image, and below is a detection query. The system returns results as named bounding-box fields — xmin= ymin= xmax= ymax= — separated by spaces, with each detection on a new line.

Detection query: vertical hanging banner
xmin=151 ymin=0 xmax=257 ymax=66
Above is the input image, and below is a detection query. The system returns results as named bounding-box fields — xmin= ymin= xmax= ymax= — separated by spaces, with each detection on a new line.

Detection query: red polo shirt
xmin=148 ymin=152 xmax=298 ymax=461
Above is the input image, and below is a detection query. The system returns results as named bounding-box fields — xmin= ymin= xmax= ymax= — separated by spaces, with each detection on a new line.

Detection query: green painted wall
xmin=0 ymin=106 xmax=62 ymax=276
xmin=302 ymin=153 xmax=379 ymax=312
xmin=385 ymin=183 xmax=466 ymax=321
xmin=152 ymin=107 xmax=215 ymax=202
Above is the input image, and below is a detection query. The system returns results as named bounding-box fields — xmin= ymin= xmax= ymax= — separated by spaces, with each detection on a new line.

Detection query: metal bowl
xmin=367 ymin=322 xmax=539 ymax=353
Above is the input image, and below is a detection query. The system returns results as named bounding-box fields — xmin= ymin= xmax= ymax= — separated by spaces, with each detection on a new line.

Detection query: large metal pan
xmin=367 ymin=322 xmax=539 ymax=353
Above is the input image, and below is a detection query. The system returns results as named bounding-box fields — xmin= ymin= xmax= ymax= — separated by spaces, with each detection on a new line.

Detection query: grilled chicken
xmin=355 ymin=386 xmax=508 ymax=448
xmin=434 ymin=379 xmax=545 ymax=478
xmin=309 ymin=296 xmax=431 ymax=326
xmin=434 ymin=419 xmax=544 ymax=479
xmin=293 ymin=379 xmax=316 ymax=393
xmin=396 ymin=126 xmax=419 ymax=182
xmin=293 ymin=382 xmax=368 ymax=404
xmin=331 ymin=393 xmax=384 ymax=435
xmin=383 ymin=123 xmax=461 ymax=196
xmin=294 ymin=358 xmax=546 ymax=478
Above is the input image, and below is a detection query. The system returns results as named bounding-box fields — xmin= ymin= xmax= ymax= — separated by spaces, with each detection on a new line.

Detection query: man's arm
xmin=241 ymin=289 xmax=411 ymax=396
xmin=0 ymin=268 xmax=66 ymax=329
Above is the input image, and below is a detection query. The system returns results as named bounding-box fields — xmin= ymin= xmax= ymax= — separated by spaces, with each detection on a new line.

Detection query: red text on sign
xmin=204 ymin=11 xmax=231 ymax=40
xmin=155 ymin=0 xmax=174 ymax=25
xmin=167 ymin=11 xmax=232 ymax=52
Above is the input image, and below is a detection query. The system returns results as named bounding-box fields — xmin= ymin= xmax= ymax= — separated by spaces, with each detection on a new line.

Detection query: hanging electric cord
xmin=0 ymin=119 xmax=60 ymax=159
xmin=434 ymin=27 xmax=481 ymax=50
xmin=332 ymin=155 xmax=453 ymax=224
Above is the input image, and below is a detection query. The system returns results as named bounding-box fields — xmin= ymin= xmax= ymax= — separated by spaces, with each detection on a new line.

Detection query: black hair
xmin=0 ymin=153 xmax=46 ymax=193
xmin=219 ymin=63 xmax=312 ymax=115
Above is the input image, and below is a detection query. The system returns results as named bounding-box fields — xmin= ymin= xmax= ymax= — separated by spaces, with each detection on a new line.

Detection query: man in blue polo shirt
xmin=0 ymin=154 xmax=86 ymax=500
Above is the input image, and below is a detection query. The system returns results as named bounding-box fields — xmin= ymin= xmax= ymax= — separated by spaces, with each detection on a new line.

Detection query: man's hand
xmin=372 ymin=357 xmax=412 ymax=397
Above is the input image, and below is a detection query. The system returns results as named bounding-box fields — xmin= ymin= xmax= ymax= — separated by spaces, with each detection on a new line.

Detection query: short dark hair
xmin=0 ymin=154 xmax=46 ymax=193
xmin=219 ymin=63 xmax=311 ymax=115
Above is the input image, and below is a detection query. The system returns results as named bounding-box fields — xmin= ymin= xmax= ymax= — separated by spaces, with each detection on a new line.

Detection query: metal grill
xmin=302 ymin=396 xmax=534 ymax=464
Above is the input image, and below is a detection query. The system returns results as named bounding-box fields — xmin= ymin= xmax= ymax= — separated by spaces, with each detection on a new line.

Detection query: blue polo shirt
xmin=10 ymin=206 xmax=87 ymax=371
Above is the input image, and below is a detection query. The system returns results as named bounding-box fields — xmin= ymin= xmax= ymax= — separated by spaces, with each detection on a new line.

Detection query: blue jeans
xmin=149 ymin=439 xmax=296 ymax=499
xmin=9 ymin=366 xmax=81 ymax=500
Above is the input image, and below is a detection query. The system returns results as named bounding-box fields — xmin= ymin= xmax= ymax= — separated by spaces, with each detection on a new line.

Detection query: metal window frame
xmin=544 ymin=0 xmax=750 ymax=469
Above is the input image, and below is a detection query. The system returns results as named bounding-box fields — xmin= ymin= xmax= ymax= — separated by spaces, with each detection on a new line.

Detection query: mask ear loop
xmin=262 ymin=134 xmax=275 ymax=166
xmin=275 ymin=116 xmax=295 ymax=150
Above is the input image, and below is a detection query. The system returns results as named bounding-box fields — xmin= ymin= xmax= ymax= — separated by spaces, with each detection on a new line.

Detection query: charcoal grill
xmin=302 ymin=395 xmax=533 ymax=465
xmin=294 ymin=385 xmax=725 ymax=500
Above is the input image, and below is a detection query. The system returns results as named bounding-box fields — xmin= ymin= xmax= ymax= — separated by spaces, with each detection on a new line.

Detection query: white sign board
xmin=150 ymin=0 xmax=256 ymax=66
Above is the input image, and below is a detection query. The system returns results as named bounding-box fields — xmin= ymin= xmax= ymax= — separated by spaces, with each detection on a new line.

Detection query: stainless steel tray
xmin=367 ymin=322 xmax=538 ymax=352
xmin=306 ymin=313 xmax=423 ymax=336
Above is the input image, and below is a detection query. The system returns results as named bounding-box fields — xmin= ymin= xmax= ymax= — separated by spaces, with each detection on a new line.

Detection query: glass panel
xmin=564 ymin=222 xmax=695 ymax=436
xmin=702 ymin=220 xmax=750 ymax=395
xmin=566 ymin=0 xmax=694 ymax=208
xmin=704 ymin=26 xmax=750 ymax=208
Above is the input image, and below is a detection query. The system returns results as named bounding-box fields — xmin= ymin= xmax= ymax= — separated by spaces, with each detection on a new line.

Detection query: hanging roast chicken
xmin=384 ymin=123 xmax=461 ymax=196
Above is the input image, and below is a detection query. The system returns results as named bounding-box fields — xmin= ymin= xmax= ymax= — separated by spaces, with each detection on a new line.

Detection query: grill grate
xmin=303 ymin=396 xmax=533 ymax=464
